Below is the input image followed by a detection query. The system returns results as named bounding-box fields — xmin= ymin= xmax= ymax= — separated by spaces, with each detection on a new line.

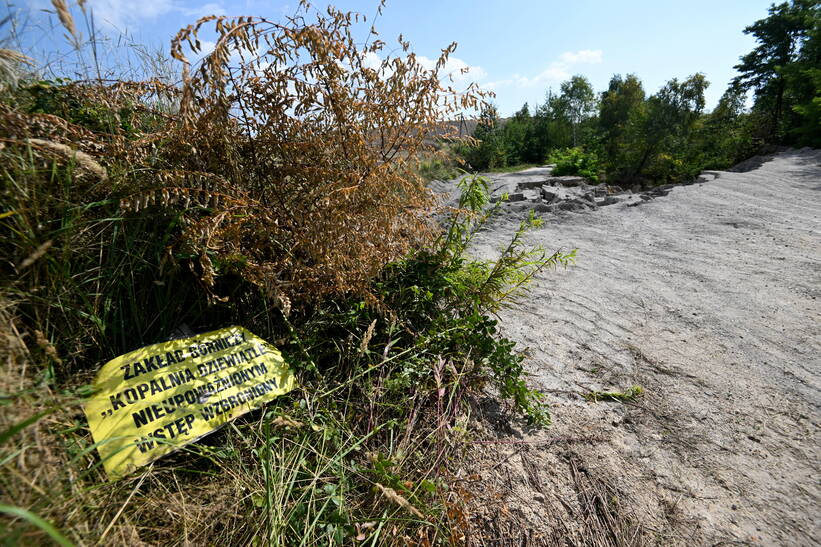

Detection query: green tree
xmin=599 ymin=74 xmax=645 ymax=172
xmin=473 ymin=102 xmax=501 ymax=140
xmin=520 ymin=92 xmax=557 ymax=162
xmin=502 ymin=103 xmax=532 ymax=165
xmin=623 ymin=73 xmax=708 ymax=183
xmin=732 ymin=0 xmax=819 ymax=141
xmin=465 ymin=103 xmax=507 ymax=169
xmin=780 ymin=4 xmax=821 ymax=146
xmin=541 ymin=89 xmax=574 ymax=151
xmin=559 ymin=75 xmax=597 ymax=146
xmin=698 ymin=87 xmax=754 ymax=168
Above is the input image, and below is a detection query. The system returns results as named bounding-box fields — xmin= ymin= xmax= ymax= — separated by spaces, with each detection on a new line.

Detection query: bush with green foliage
xmin=689 ymin=88 xmax=758 ymax=170
xmin=0 ymin=3 xmax=572 ymax=543
xmin=374 ymin=174 xmax=574 ymax=422
xmin=1 ymin=82 xmax=571 ymax=543
xmin=20 ymin=79 xmax=169 ymax=135
xmin=499 ymin=103 xmax=532 ymax=165
xmin=732 ymin=0 xmax=820 ymax=146
xmin=548 ymin=147 xmax=601 ymax=182
xmin=457 ymin=104 xmax=509 ymax=170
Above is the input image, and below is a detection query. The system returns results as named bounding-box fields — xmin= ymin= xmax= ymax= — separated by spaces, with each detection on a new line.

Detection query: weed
xmin=585 ymin=385 xmax=645 ymax=403
xmin=416 ymin=151 xmax=462 ymax=182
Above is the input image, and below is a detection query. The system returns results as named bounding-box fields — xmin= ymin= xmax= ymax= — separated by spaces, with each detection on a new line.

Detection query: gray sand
xmin=448 ymin=149 xmax=820 ymax=544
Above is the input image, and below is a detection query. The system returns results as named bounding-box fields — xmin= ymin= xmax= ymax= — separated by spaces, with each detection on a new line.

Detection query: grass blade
xmin=0 ymin=504 xmax=74 ymax=547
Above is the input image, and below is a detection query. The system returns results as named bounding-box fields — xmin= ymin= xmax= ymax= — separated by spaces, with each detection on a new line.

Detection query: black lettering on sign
xmin=131 ymin=385 xmax=203 ymax=428
xmin=133 ymin=404 xmax=166 ymax=428
xmin=109 ymin=392 xmax=126 ymax=411
xmin=121 ymin=363 xmax=134 ymax=380
xmin=198 ymin=378 xmax=278 ymax=421
xmin=136 ymin=436 xmax=154 ymax=454
xmin=134 ymin=413 xmax=197 ymax=453
xmin=188 ymin=331 xmax=245 ymax=360
xmin=119 ymin=349 xmax=187 ymax=381
xmin=196 ymin=345 xmax=261 ymax=377
xmin=110 ymin=368 xmax=197 ymax=413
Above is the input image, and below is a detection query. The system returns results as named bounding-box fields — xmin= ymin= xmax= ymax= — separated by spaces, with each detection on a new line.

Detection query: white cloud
xmin=360 ymin=51 xmax=485 ymax=87
xmin=559 ymin=49 xmax=603 ymax=64
xmin=482 ymin=79 xmax=512 ymax=91
xmin=180 ymin=2 xmax=226 ymax=18
xmin=362 ymin=51 xmax=383 ymax=71
xmin=83 ymin=0 xmax=224 ymax=31
xmin=84 ymin=0 xmax=172 ymax=30
xmin=512 ymin=65 xmax=570 ymax=87
xmin=484 ymin=49 xmax=603 ymax=91
xmin=416 ymin=55 xmax=487 ymax=83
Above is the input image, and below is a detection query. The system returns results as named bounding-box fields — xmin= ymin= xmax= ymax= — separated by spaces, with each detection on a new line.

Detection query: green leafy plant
xmin=549 ymin=147 xmax=601 ymax=182
xmin=585 ymin=385 xmax=645 ymax=403
xmin=372 ymin=173 xmax=575 ymax=424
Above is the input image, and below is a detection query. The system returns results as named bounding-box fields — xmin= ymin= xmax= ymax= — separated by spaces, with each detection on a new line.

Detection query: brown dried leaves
xmin=159 ymin=7 xmax=486 ymax=302
xmin=5 ymin=3 xmax=487 ymax=306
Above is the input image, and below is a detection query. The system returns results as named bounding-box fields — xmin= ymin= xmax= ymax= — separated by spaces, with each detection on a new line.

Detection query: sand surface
xmin=451 ymin=149 xmax=820 ymax=545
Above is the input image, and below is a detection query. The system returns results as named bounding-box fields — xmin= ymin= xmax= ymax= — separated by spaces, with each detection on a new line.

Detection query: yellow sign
xmin=84 ymin=326 xmax=296 ymax=479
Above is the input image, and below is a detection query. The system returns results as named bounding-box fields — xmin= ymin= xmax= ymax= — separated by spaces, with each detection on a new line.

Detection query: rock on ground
xmin=457 ymin=149 xmax=820 ymax=545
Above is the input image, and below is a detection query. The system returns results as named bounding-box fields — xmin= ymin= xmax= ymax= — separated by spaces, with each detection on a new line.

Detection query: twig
xmin=97 ymin=467 xmax=150 ymax=544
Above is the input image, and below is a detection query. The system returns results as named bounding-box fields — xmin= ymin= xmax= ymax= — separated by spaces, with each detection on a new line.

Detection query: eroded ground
xmin=453 ymin=150 xmax=820 ymax=545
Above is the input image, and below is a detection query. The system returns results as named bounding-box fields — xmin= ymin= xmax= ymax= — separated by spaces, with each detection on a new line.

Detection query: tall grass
xmin=0 ymin=2 xmax=573 ymax=544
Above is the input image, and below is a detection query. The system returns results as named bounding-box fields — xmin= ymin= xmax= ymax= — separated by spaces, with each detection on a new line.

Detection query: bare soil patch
xmin=448 ymin=149 xmax=821 ymax=545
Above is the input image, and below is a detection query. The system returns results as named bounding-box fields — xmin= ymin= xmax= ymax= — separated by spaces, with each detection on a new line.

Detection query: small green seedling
xmin=585 ymin=385 xmax=645 ymax=403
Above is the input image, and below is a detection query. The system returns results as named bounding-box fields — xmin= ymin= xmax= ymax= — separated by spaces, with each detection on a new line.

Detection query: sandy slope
xmin=461 ymin=150 xmax=820 ymax=545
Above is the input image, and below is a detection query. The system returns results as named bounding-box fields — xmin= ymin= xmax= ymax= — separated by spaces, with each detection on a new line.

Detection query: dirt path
xmin=462 ymin=150 xmax=820 ymax=545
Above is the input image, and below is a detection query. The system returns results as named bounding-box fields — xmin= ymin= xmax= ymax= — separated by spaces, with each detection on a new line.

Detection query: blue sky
xmin=6 ymin=0 xmax=774 ymax=115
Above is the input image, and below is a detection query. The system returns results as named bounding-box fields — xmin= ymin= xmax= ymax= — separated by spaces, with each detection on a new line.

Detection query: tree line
xmin=457 ymin=0 xmax=819 ymax=186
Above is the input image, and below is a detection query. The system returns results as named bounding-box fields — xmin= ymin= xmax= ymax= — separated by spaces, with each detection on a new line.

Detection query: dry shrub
xmin=6 ymin=2 xmax=486 ymax=305
xmin=0 ymin=1 xmax=487 ymax=372
xmin=156 ymin=5 xmax=485 ymax=302
xmin=0 ymin=4 xmax=501 ymax=543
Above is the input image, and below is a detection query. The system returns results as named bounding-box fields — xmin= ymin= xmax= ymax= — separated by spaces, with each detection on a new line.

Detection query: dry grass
xmin=0 ymin=3 xmax=582 ymax=545
xmin=50 ymin=0 xmax=81 ymax=47
xmin=0 ymin=292 xmax=470 ymax=544
xmin=3 ymin=7 xmax=488 ymax=306
xmin=568 ymin=454 xmax=647 ymax=546
xmin=455 ymin=410 xmax=655 ymax=547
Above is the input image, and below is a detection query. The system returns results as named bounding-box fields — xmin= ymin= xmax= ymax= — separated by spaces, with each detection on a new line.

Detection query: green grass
xmin=0 ymin=140 xmax=571 ymax=544
xmin=416 ymin=155 xmax=462 ymax=182
xmin=584 ymin=385 xmax=645 ymax=403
